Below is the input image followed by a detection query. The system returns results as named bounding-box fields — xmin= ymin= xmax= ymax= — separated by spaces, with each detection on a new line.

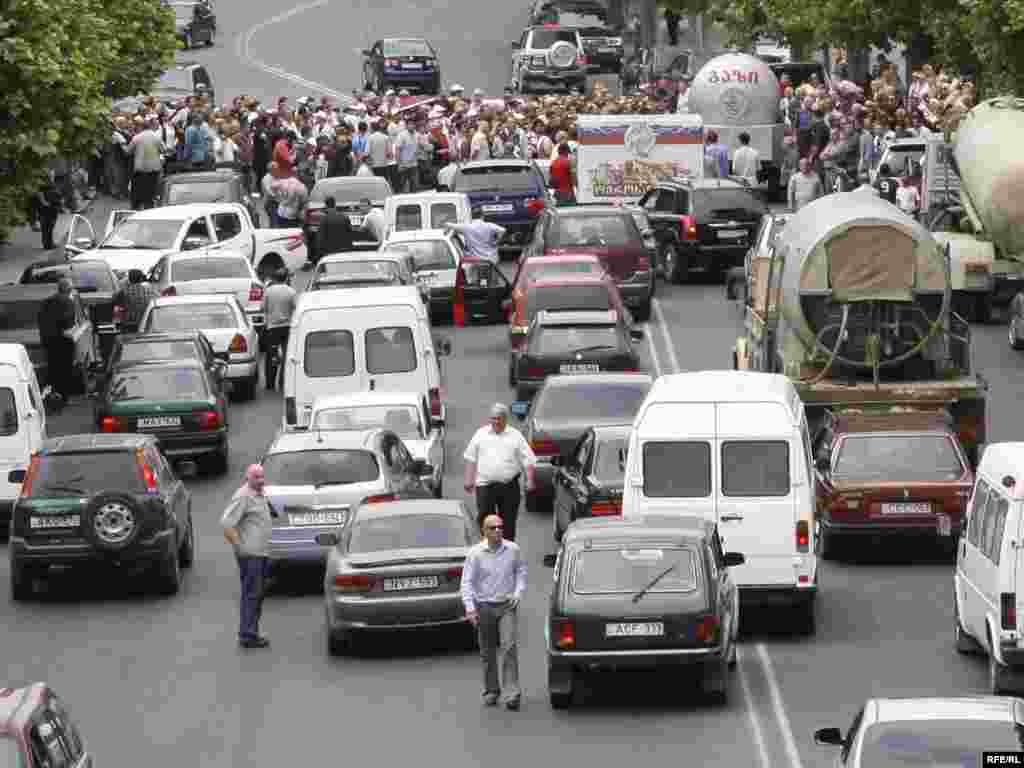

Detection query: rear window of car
xmin=431 ymin=203 xmax=459 ymax=229
xmin=304 ymin=330 xmax=354 ymax=377
xmin=643 ymin=441 xmax=711 ymax=497
xmin=530 ymin=324 xmax=620 ymax=356
xmin=593 ymin=436 xmax=629 ymax=484
xmin=453 ymin=166 xmax=542 ymax=193
xmin=311 ymin=178 xmax=390 ymax=204
xmin=171 ymin=258 xmax=250 ymax=281
xmin=365 ymin=327 xmax=416 ymax=374
xmin=527 ymin=284 xmax=612 ymax=320
xmin=109 ymin=367 xmax=207 ymax=401
xmin=315 ymin=261 xmax=399 ymax=280
xmin=349 ymin=514 xmax=471 ymax=552
xmin=26 ymin=452 xmax=145 ymax=497
xmin=313 ymin=405 xmax=422 ymax=439
xmin=833 ymin=434 xmax=965 ymax=482
xmin=534 ymin=381 xmax=649 ymax=421
xmin=0 ymin=388 xmax=17 ymax=436
xmin=722 ymin=441 xmax=789 ymax=497
xmin=858 ymin=720 xmax=1024 ymax=764
xmin=693 ymin=190 xmax=767 ymax=220
xmin=389 ymin=240 xmax=455 ymax=270
xmin=530 ymin=29 xmax=578 ymax=48
xmin=146 ymin=303 xmax=236 ymax=332
xmin=382 ymin=39 xmax=434 ymax=57
xmin=551 ymin=214 xmax=639 ymax=247
xmin=262 ymin=449 xmax=379 ymax=486
xmin=394 ymin=204 xmax=423 ymax=231
xmin=116 ymin=340 xmax=200 ymax=366
xmin=522 ymin=260 xmax=602 ymax=284
xmin=572 ymin=547 xmax=698 ymax=594
xmin=166 ymin=181 xmax=233 ymax=205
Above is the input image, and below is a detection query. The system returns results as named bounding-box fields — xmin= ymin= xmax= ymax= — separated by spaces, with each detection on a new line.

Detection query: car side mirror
xmin=630 ymin=329 xmax=644 ymax=341
xmin=542 ymin=553 xmax=558 ymax=567
xmin=722 ymin=552 xmax=745 ymax=567
xmin=510 ymin=42 xmax=521 ymax=49
xmin=176 ymin=460 xmax=198 ymax=479
xmin=510 ymin=401 xmax=529 ymax=420
xmin=8 ymin=469 xmax=25 ymax=484
xmin=549 ymin=455 xmax=563 ymax=467
xmin=813 ymin=727 xmax=844 ymax=746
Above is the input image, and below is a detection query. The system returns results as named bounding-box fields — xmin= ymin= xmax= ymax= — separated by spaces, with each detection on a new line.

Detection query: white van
xmin=621 ymin=371 xmax=818 ymax=631
xmin=282 ymin=286 xmax=450 ymax=430
xmin=954 ymin=443 xmax=1024 ymax=693
xmin=0 ymin=344 xmax=47 ymax=529
xmin=383 ymin=192 xmax=471 ymax=240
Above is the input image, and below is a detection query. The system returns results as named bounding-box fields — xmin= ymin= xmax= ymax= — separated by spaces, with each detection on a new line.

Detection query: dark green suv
xmin=8 ymin=434 xmax=194 ymax=600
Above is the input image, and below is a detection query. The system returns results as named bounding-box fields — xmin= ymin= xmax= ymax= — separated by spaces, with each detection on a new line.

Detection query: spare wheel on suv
xmin=83 ymin=491 xmax=145 ymax=552
xmin=548 ymin=41 xmax=578 ymax=69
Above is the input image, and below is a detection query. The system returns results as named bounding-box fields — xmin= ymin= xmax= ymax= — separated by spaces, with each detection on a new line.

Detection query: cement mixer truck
xmin=733 ymin=186 xmax=988 ymax=466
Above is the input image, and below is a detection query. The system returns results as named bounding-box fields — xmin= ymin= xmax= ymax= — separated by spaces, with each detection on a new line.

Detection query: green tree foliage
xmin=0 ymin=0 xmax=176 ymax=237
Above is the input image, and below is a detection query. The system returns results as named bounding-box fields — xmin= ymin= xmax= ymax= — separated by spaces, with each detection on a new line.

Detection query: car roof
xmin=165 ymin=171 xmax=241 ymax=183
xmin=0 ymin=683 xmax=47 ymax=735
xmin=381 ymin=37 xmax=431 ymax=43
xmin=166 ymin=250 xmax=250 ymax=263
xmin=522 ymin=252 xmax=602 ymax=263
xmin=389 ymin=192 xmax=467 ymax=203
xmin=40 ymin=433 xmax=153 ymax=454
xmin=111 ymin=358 xmax=205 ymax=374
xmin=831 ymin=409 xmax=953 ymax=435
xmin=121 ymin=330 xmax=206 ymax=343
xmin=385 ymin=229 xmax=451 ymax=243
xmin=552 ymin=206 xmax=635 ymax=217
xmin=322 ymin=251 xmax=408 ymax=264
xmin=535 ymin=309 xmax=618 ymax=325
xmin=295 ymin=285 xmax=422 ymax=311
xmin=352 ymin=498 xmax=465 ymax=519
xmin=458 ymin=160 xmax=536 ymax=171
xmin=118 ymin=203 xmax=233 ymax=219
xmin=150 ymin=294 xmax=238 ymax=307
xmin=543 ymin=372 xmax=651 ymax=388
xmin=870 ymin=697 xmax=1022 ymax=723
xmin=312 ymin=391 xmax=423 ymax=410
xmin=527 ymin=273 xmax=614 ymax=288
xmin=268 ymin=428 xmax=382 ymax=453
xmin=563 ymin=515 xmax=713 ymax=544
xmin=648 ymin=371 xmax=796 ymax=406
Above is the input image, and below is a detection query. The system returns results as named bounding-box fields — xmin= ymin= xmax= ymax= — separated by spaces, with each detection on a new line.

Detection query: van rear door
xmin=0 ymin=368 xmax=32 ymax=501
xmin=360 ymin=306 xmax=424 ymax=396
xmin=292 ymin=307 xmax=368 ymax=426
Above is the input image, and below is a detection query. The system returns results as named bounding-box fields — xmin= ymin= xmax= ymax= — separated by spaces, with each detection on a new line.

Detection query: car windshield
xmin=166 ymin=181 xmax=232 ymax=205
xmin=693 ymin=190 xmax=766 ymax=220
xmin=834 ymin=434 xmax=965 ymax=482
xmin=382 ymin=39 xmax=433 ymax=57
xmin=388 ymin=241 xmax=455 ymax=270
xmin=23 ymin=262 xmax=116 ymax=291
xmin=553 ymin=215 xmax=638 ymax=247
xmin=453 ymin=166 xmax=540 ymax=193
xmin=522 ymin=260 xmax=601 ymax=284
xmin=262 ymin=449 xmax=379 ymax=486
xmin=535 ymin=381 xmax=649 ymax=421
xmin=109 ymin=367 xmax=207 ymax=401
xmin=313 ymin=405 xmax=422 ymax=439
xmin=311 ymin=178 xmax=390 ymax=204
xmin=572 ymin=547 xmax=697 ymax=594
xmin=527 ymin=285 xmax=612 ymax=320
xmin=858 ymin=720 xmax=1024 ymax=765
xmin=171 ymin=258 xmax=250 ymax=281
xmin=593 ymin=436 xmax=629 ymax=484
xmin=146 ymin=304 xmax=237 ymax=332
xmin=103 ymin=219 xmax=182 ymax=249
xmin=530 ymin=29 xmax=578 ymax=48
xmin=116 ymin=340 xmax=201 ymax=366
xmin=26 ymin=452 xmax=145 ymax=497
xmin=349 ymin=514 xmax=469 ymax=552
xmin=532 ymin=325 xmax=620 ymax=356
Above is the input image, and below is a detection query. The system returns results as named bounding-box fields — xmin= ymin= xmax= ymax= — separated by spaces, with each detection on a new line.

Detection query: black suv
xmin=639 ymin=178 xmax=768 ymax=284
xmin=8 ymin=434 xmax=195 ymax=600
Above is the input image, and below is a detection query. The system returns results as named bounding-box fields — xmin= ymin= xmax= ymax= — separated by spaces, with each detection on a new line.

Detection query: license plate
xmin=605 ymin=622 xmax=664 ymax=637
xmin=137 ymin=416 xmax=181 ymax=428
xmin=881 ymin=501 xmax=931 ymax=515
xmin=348 ymin=215 xmax=364 ymax=227
xmin=481 ymin=204 xmax=513 ymax=213
xmin=30 ymin=515 xmax=80 ymax=530
xmin=401 ymin=63 xmax=422 ymax=69
xmin=383 ymin=576 xmax=439 ymax=591
xmin=719 ymin=229 xmax=746 ymax=239
xmin=560 ymin=363 xmax=600 ymax=374
xmin=289 ymin=511 xmax=347 ymax=526
xmin=937 ymin=513 xmax=952 ymax=537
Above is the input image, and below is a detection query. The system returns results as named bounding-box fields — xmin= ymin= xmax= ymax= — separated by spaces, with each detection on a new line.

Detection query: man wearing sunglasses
xmin=461 ymin=513 xmax=527 ymax=710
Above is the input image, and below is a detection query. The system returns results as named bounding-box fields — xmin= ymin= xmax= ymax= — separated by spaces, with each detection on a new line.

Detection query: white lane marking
xmin=652 ymin=298 xmax=682 ymax=374
xmin=645 ymin=319 xmax=664 ymax=377
xmin=736 ymin=645 xmax=772 ymax=768
xmin=757 ymin=643 xmax=805 ymax=768
xmin=236 ymin=0 xmax=352 ymax=102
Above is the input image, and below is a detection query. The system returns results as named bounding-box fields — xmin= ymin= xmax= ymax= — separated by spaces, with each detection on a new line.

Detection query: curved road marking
xmin=236 ymin=0 xmax=352 ymax=103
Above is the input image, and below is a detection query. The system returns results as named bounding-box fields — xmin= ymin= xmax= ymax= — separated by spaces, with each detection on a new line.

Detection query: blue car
xmin=451 ymin=160 xmax=552 ymax=256
xmin=362 ymin=38 xmax=441 ymax=94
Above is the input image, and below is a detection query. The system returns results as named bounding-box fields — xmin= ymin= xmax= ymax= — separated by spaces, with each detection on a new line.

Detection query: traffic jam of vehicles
xmin=7 ymin=2 xmax=1024 ymax=764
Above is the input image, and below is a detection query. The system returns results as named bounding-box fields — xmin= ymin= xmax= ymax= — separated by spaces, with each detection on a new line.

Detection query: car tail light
xmin=531 ymin=438 xmax=559 ymax=456
xmin=248 ymin=283 xmax=264 ymax=302
xmin=161 ymin=285 xmax=177 ymax=297
xmin=590 ymin=500 xmax=621 ymax=516
xmin=695 ymin=615 xmax=721 ymax=645
xmin=285 ymin=397 xmax=297 ymax=425
xmin=229 ymin=334 xmax=247 ymax=354
xmin=446 ymin=566 xmax=463 ymax=581
xmin=680 ymin=215 xmax=698 ymax=241
xmin=113 ymin=305 xmax=126 ymax=323
xmin=198 ymin=410 xmax=223 ymax=431
xmin=796 ymin=520 xmax=810 ymax=552
xmin=334 ymin=574 xmax=377 ymax=593
xmin=100 ymin=415 xmax=124 ymax=433
xmin=136 ymin=449 xmax=159 ymax=492
xmin=385 ymin=58 xmax=400 ymax=67
xmin=364 ymin=493 xmax=396 ymax=505
xmin=525 ymin=198 xmax=545 ymax=216
xmin=1002 ymin=593 xmax=1017 ymax=630
xmin=429 ymin=387 xmax=442 ymax=419
xmin=20 ymin=455 xmax=41 ymax=497
xmin=555 ymin=619 xmax=575 ymax=649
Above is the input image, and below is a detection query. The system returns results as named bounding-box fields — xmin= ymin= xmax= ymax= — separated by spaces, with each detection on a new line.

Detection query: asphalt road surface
xmin=2 ymin=2 xmax=1020 ymax=766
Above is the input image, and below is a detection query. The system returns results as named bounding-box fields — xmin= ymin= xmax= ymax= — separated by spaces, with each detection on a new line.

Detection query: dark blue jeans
xmin=237 ymin=556 xmax=270 ymax=641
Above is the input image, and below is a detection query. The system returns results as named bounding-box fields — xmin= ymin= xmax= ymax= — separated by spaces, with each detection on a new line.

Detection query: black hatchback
xmin=544 ymin=515 xmax=744 ymax=708
xmin=8 ymin=434 xmax=194 ymax=600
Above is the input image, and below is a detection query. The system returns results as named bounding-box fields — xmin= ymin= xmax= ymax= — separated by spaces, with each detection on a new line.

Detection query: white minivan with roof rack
xmin=954 ymin=442 xmax=1024 ymax=693
xmin=620 ymin=370 xmax=818 ymax=632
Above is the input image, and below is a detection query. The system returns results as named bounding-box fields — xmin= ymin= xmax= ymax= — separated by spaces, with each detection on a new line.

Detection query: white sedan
xmin=381 ymin=229 xmax=463 ymax=321
xmin=147 ymin=250 xmax=266 ymax=331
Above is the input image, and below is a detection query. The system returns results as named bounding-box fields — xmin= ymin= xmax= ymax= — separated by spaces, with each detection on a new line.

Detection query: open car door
xmin=104 ymin=209 xmax=135 ymax=238
xmin=62 ymin=214 xmax=97 ymax=258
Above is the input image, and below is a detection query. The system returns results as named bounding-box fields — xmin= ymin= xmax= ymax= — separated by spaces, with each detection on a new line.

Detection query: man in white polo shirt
xmin=463 ymin=403 xmax=537 ymax=541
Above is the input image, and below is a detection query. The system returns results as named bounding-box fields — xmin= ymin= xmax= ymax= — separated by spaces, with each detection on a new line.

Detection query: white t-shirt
xmin=896 ymin=185 xmax=920 ymax=214
xmin=470 ymin=132 xmax=491 ymax=161
xmin=732 ymin=145 xmax=760 ymax=181
xmin=463 ymin=425 xmax=537 ymax=485
xmin=437 ymin=162 xmax=458 ymax=189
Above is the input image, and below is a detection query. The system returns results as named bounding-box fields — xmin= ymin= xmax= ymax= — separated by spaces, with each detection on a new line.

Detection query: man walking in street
xmin=460 ymin=513 xmax=527 ymax=710
xmin=788 ymin=157 xmax=823 ymax=211
xmin=315 ymin=196 xmax=354 ymax=262
xmin=35 ymin=174 xmax=63 ymax=251
xmin=732 ymin=132 xmax=760 ymax=188
xmin=221 ymin=464 xmax=279 ymax=649
xmin=445 ymin=207 xmax=506 ymax=265
xmin=128 ymin=116 xmax=164 ymax=210
xmin=37 ymin=278 xmax=77 ymax=404
xmin=368 ymin=120 xmax=392 ymax=180
xmin=113 ymin=269 xmax=158 ymax=334
xmin=463 ymin=403 xmax=537 ymax=541
xmin=396 ymin=121 xmax=419 ymax=193
xmin=874 ymin=162 xmax=899 ymax=206
xmin=261 ymin=269 xmax=296 ymax=390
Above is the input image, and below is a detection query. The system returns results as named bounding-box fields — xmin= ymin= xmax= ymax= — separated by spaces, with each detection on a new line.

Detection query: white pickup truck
xmin=64 ymin=202 xmax=308 ymax=281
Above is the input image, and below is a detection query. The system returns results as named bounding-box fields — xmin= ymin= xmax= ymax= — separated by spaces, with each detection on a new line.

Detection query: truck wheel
xmin=662 ymin=244 xmax=687 ymax=284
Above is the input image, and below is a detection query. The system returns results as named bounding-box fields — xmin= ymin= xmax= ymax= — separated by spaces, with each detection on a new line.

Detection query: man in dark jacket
xmin=38 ymin=278 xmax=77 ymax=402
xmin=315 ymin=196 xmax=354 ymax=262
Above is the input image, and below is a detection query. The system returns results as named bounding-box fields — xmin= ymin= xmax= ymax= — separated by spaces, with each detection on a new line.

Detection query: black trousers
xmin=44 ymin=337 xmax=75 ymax=398
xmin=475 ymin=476 xmax=521 ymax=541
xmin=39 ymin=206 xmax=59 ymax=250
xmin=263 ymin=326 xmax=289 ymax=389
xmin=131 ymin=170 xmax=159 ymax=210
